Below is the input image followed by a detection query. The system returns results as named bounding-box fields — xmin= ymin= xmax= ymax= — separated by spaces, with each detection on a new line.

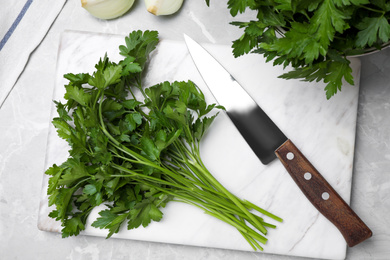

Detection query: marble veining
xmin=188 ymin=11 xmax=216 ymax=43
xmin=37 ymin=31 xmax=362 ymax=260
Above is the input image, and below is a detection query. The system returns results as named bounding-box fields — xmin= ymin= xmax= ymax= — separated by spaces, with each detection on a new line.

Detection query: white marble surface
xmin=1 ymin=1 xmax=389 ymax=260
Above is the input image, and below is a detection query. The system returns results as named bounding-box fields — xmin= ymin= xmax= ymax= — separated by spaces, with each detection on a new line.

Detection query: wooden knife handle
xmin=275 ymin=139 xmax=372 ymax=247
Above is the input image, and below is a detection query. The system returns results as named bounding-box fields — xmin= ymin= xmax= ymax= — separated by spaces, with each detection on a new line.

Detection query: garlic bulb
xmin=145 ymin=0 xmax=183 ymax=16
xmin=81 ymin=0 xmax=135 ymax=20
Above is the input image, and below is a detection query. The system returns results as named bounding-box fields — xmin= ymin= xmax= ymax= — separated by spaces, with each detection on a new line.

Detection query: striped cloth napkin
xmin=0 ymin=0 xmax=66 ymax=107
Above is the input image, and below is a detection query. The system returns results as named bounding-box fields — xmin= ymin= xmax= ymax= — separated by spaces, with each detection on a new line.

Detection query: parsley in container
xmin=206 ymin=0 xmax=390 ymax=98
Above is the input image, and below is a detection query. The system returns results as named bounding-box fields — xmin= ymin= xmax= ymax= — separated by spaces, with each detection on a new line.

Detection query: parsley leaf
xmin=356 ymin=16 xmax=390 ymax=47
xmin=92 ymin=210 xmax=130 ymax=238
xmin=227 ymin=0 xmax=256 ymax=16
xmin=324 ymin=60 xmax=354 ymax=98
xmin=127 ymin=199 xmax=163 ymax=229
xmin=61 ymin=215 xmax=86 ymax=238
xmin=310 ymin=0 xmax=348 ymax=48
xmin=64 ymin=84 xmax=92 ymax=106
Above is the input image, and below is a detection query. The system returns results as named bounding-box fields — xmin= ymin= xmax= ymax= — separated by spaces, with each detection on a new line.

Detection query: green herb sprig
xmin=207 ymin=0 xmax=390 ymax=99
xmin=46 ymin=30 xmax=282 ymax=251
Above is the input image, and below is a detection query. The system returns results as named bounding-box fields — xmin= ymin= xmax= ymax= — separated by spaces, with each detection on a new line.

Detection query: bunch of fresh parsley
xmin=46 ymin=30 xmax=282 ymax=251
xmin=206 ymin=0 xmax=390 ymax=98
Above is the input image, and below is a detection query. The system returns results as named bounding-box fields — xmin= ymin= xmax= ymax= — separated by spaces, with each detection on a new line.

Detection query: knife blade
xmin=184 ymin=34 xmax=372 ymax=247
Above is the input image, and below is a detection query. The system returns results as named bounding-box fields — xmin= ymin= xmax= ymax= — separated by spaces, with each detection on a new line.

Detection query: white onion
xmin=144 ymin=0 xmax=183 ymax=16
xmin=81 ymin=0 xmax=135 ymax=20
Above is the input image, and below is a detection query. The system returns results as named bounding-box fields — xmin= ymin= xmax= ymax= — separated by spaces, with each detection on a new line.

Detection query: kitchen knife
xmin=183 ymin=34 xmax=372 ymax=247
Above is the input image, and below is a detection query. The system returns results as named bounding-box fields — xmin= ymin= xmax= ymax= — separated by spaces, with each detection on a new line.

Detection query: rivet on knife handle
xmin=275 ymin=139 xmax=373 ymax=247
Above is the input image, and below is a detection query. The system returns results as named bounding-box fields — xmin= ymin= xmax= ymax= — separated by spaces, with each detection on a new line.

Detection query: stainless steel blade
xmin=184 ymin=34 xmax=287 ymax=164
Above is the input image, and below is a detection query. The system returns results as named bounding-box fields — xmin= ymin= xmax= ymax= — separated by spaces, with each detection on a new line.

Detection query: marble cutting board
xmin=38 ymin=30 xmax=361 ymax=260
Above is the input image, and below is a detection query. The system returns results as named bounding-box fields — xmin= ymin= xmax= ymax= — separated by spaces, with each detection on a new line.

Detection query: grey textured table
xmin=0 ymin=1 xmax=389 ymax=259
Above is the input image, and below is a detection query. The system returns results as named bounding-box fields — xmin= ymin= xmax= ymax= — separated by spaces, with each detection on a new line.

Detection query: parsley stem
xmin=358 ymin=5 xmax=385 ymax=14
xmin=165 ymin=142 xmax=277 ymax=231
xmin=242 ymin=200 xmax=283 ymax=223
xmin=224 ymin=213 xmax=267 ymax=244
xmin=190 ymin=161 xmax=268 ymax=234
xmin=171 ymin=195 xmax=266 ymax=250
xmin=239 ymin=229 xmax=260 ymax=251
xmin=204 ymin=210 xmax=267 ymax=247
xmin=238 ymin=215 xmax=264 ymax=250
xmin=112 ymin=163 xmax=271 ymax=236
xmin=171 ymin=141 xmax=216 ymax=189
